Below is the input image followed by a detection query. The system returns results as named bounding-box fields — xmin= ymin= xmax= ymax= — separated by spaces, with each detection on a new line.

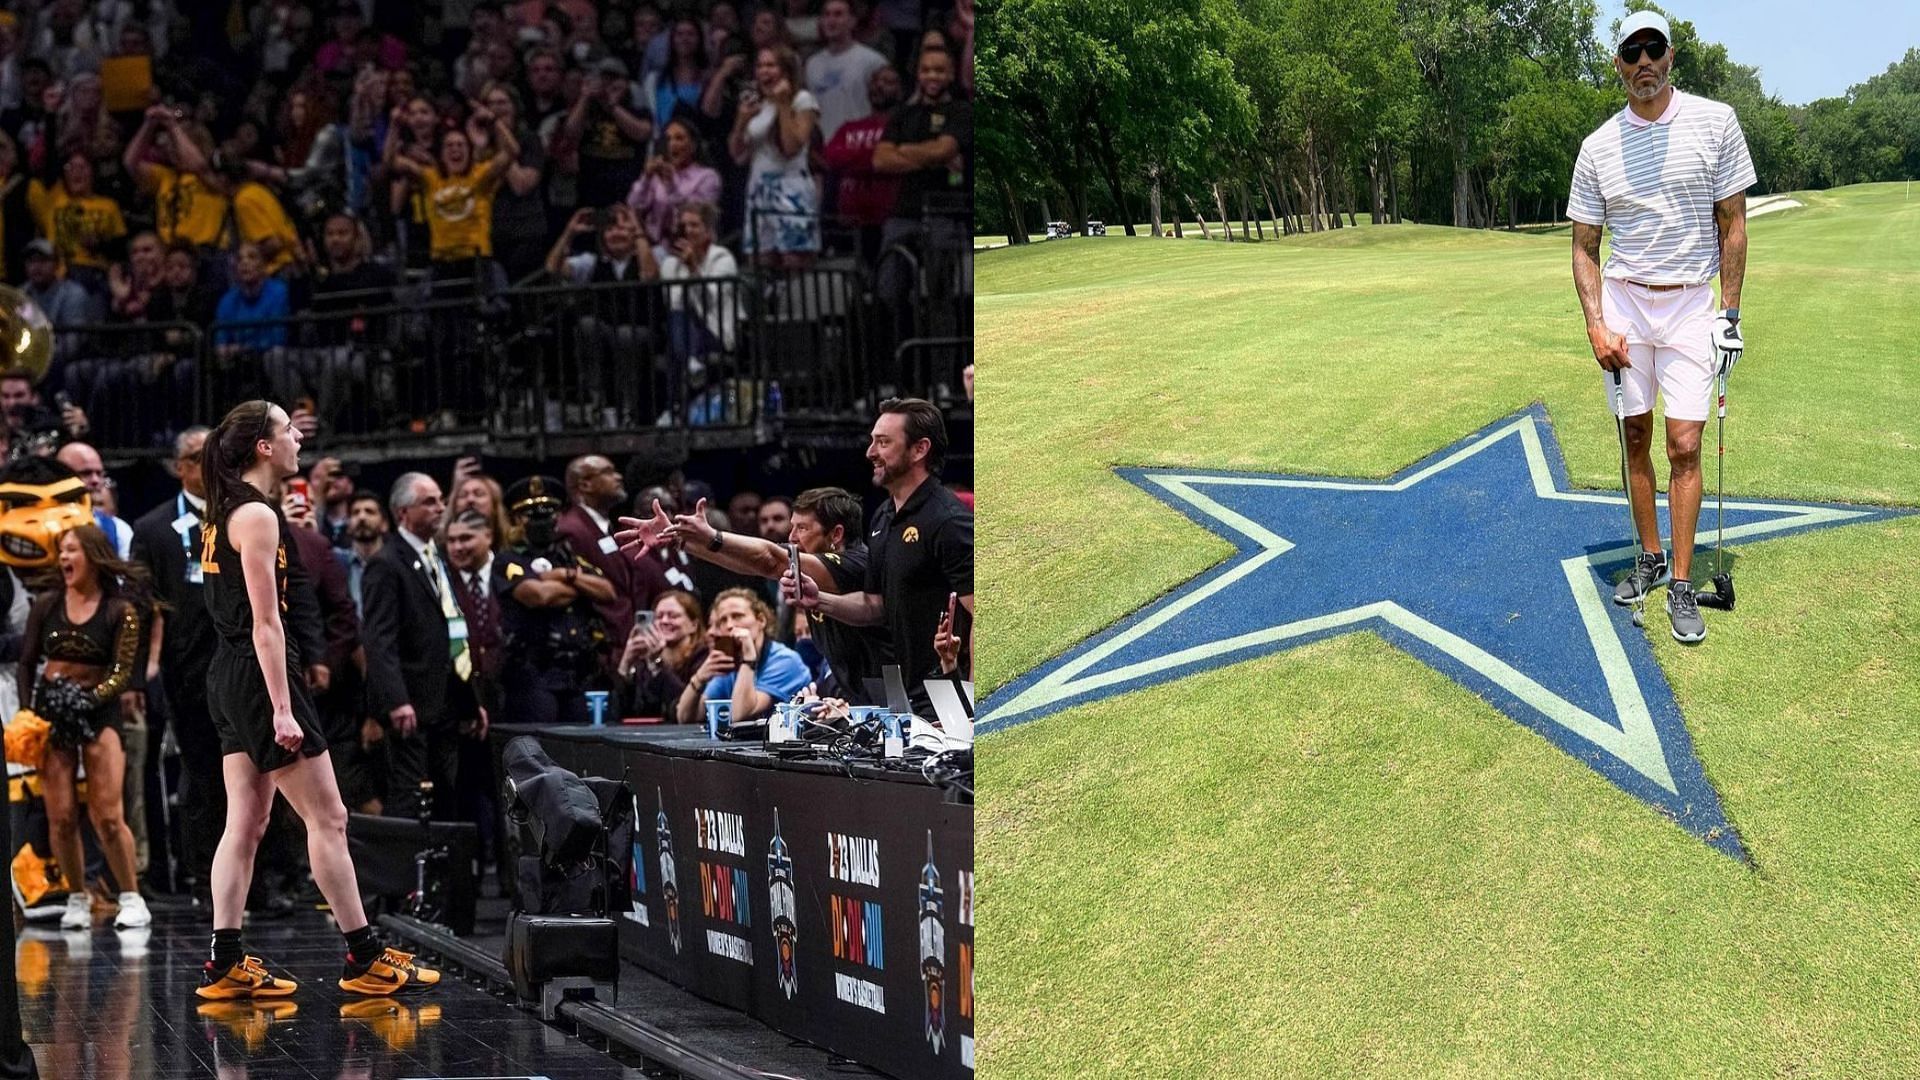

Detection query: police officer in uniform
xmin=499 ymin=476 xmax=616 ymax=725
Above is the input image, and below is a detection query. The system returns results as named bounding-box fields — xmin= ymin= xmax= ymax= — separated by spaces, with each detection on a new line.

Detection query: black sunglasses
xmin=1619 ymin=40 xmax=1668 ymax=64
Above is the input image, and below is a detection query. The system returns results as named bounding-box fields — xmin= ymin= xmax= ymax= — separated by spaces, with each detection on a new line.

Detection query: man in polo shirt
xmin=784 ymin=398 xmax=972 ymax=714
xmin=1568 ymin=9 xmax=1752 ymax=644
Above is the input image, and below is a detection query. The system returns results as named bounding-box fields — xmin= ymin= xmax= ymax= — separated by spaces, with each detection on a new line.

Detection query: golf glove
xmin=1711 ymin=309 xmax=1743 ymax=377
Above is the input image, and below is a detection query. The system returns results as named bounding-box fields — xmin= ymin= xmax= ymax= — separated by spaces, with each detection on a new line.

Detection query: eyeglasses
xmin=1619 ymin=40 xmax=1667 ymax=64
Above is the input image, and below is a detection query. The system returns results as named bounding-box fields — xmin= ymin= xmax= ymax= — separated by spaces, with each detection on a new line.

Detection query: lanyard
xmin=178 ymin=493 xmax=205 ymax=585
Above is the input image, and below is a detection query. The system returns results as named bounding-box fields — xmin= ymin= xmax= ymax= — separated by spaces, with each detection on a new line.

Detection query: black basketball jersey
xmin=201 ymin=496 xmax=292 ymax=649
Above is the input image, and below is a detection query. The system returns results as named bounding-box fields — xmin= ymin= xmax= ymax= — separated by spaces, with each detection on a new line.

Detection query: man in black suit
xmin=128 ymin=427 xmax=214 ymax=896
xmin=444 ymin=510 xmax=508 ymax=720
xmin=444 ymin=508 xmax=510 ymax=868
xmin=360 ymin=472 xmax=481 ymax=820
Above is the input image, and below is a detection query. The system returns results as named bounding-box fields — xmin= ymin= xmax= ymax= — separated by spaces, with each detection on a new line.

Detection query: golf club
xmin=1696 ymin=367 xmax=1737 ymax=610
xmin=1611 ymin=369 xmax=1647 ymax=628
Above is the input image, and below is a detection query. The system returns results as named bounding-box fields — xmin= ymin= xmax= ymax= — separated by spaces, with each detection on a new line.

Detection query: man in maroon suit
xmin=556 ymin=455 xmax=667 ymax=661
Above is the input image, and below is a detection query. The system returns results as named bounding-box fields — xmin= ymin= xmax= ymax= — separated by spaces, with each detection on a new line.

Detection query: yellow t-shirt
xmin=420 ymin=159 xmax=502 ymax=260
xmin=31 ymin=183 xmax=127 ymax=271
xmin=231 ymin=182 xmax=299 ymax=273
xmin=145 ymin=164 xmax=230 ymax=248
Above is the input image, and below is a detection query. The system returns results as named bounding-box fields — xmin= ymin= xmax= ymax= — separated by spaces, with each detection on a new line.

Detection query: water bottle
xmin=766 ymin=380 xmax=782 ymax=417
xmin=585 ymin=690 xmax=610 ymax=727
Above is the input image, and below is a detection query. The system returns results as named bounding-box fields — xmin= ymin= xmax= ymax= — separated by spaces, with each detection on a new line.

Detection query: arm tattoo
xmin=1572 ymin=222 xmax=1606 ymax=328
xmin=1714 ymin=194 xmax=1746 ymax=310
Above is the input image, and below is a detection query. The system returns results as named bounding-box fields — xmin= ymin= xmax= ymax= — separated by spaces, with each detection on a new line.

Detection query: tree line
xmin=978 ymin=0 xmax=1920 ymax=241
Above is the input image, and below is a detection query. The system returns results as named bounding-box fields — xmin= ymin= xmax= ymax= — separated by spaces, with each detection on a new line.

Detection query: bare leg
xmin=38 ymin=747 xmax=84 ymax=893
xmin=211 ymin=753 xmax=275 ymax=930
xmin=270 ymin=750 xmax=368 ymax=932
xmin=79 ymin=728 xmax=141 ymax=895
xmin=1623 ymin=412 xmax=1661 ymax=553
xmin=1665 ymin=417 xmax=1706 ymax=581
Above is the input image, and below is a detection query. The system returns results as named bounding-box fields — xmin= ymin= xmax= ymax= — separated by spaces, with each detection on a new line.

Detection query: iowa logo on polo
xmin=903 ymin=526 xmax=920 ymax=544
xmin=980 ymin=405 xmax=1914 ymax=859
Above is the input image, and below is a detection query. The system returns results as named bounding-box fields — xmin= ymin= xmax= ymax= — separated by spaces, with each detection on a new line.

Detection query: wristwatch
xmin=708 ymin=529 xmax=725 ymax=552
xmin=1722 ymin=307 xmax=1739 ymax=323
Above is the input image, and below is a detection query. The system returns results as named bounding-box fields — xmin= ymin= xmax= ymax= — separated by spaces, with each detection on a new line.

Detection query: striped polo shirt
xmin=1567 ymin=90 xmax=1756 ymax=285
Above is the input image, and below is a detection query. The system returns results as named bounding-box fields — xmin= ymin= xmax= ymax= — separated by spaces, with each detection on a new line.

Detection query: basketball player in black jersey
xmin=194 ymin=400 xmax=441 ymax=1000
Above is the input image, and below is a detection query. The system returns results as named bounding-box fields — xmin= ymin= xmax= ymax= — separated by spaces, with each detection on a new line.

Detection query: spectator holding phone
xmin=615 ymin=589 xmax=706 ymax=719
xmin=674 ymin=587 xmax=809 ymax=724
xmin=626 ymin=116 xmax=721 ymax=251
xmin=728 ymin=44 xmax=819 ymax=268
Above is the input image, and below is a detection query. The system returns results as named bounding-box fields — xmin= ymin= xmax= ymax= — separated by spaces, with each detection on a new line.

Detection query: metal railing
xmin=50 ymin=265 xmax=924 ymax=456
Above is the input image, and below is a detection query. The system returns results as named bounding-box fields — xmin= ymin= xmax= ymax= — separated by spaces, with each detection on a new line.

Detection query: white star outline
xmin=980 ymin=412 xmax=1881 ymax=802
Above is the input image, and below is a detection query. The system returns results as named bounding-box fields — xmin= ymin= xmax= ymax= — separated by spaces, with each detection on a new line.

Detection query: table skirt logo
xmin=768 ymin=808 xmax=799 ymax=999
xmin=696 ymin=807 xmax=746 ymax=856
xmin=700 ymin=862 xmax=751 ymax=928
xmin=919 ymin=830 xmax=945 ymax=1055
xmin=656 ymin=789 xmax=681 ymax=953
xmin=829 ymin=831 xmax=880 ymax=887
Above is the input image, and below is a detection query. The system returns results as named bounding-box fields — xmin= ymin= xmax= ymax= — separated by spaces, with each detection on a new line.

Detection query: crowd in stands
xmin=0 ymin=0 xmax=974 ymax=439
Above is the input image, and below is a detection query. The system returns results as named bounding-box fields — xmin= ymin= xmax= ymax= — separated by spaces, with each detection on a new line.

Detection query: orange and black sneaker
xmin=383 ymin=947 xmax=441 ymax=987
xmin=338 ymin=947 xmax=440 ymax=996
xmin=196 ymin=954 xmax=300 ymax=1001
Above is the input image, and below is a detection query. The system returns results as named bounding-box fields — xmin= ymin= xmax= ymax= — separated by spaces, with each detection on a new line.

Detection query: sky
xmin=1599 ymin=1 xmax=1920 ymax=105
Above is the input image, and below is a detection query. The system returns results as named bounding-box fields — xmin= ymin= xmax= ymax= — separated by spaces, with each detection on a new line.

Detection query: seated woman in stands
xmin=675 ymin=587 xmax=810 ymax=724
xmin=616 ymin=589 xmax=707 ymax=719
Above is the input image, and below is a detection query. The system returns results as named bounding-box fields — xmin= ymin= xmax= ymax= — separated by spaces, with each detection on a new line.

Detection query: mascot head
xmin=0 ymin=456 xmax=91 ymax=568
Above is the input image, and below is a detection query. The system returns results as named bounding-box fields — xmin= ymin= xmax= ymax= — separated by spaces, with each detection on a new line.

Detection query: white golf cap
xmin=1616 ymin=10 xmax=1671 ymax=51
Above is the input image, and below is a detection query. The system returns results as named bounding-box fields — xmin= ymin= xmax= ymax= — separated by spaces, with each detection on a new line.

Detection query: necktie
xmin=425 ymin=544 xmax=472 ymax=681
xmin=467 ymin=571 xmax=493 ymax=668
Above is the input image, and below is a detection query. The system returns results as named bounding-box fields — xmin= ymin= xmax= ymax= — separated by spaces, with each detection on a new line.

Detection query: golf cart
xmin=1046 ymin=221 xmax=1073 ymax=239
xmin=1086 ymin=220 xmax=1106 ymax=236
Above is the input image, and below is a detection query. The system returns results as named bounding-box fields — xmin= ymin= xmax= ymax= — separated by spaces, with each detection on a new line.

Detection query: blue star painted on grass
xmin=980 ymin=405 xmax=1915 ymax=859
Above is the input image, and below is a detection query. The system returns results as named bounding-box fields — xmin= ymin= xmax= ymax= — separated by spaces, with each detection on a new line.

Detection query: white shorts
xmin=1600 ymin=277 xmax=1715 ymax=423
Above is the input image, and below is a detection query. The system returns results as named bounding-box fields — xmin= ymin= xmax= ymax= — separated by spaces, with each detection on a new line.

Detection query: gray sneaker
xmin=1614 ymin=550 xmax=1668 ymax=606
xmin=1666 ymin=579 xmax=1706 ymax=643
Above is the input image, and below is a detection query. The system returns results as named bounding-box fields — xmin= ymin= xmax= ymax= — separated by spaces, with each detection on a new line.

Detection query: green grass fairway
xmin=978 ymin=183 xmax=1920 ymax=1076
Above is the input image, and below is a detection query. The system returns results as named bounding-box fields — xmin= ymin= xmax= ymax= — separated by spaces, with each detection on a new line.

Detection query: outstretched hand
xmin=615 ymin=498 xmax=676 ymax=557
xmin=667 ymin=496 xmax=717 ymax=546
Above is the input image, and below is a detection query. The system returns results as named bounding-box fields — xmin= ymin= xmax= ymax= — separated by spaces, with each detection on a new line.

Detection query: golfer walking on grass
xmin=1569 ymin=9 xmax=1753 ymax=643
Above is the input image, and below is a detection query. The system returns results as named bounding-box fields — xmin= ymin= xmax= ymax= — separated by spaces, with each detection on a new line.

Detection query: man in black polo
xmin=873 ymin=46 xmax=971 ymax=345
xmin=785 ymin=398 xmax=972 ymax=713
